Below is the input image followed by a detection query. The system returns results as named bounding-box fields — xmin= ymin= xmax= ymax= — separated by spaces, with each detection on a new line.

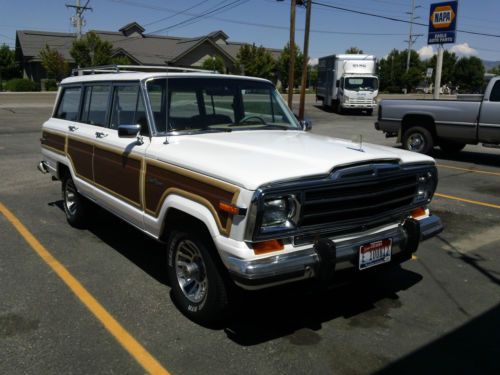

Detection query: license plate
xmin=359 ymin=239 xmax=392 ymax=270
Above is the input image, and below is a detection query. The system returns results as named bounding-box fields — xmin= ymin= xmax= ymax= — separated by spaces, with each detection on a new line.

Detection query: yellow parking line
xmin=434 ymin=193 xmax=500 ymax=209
xmin=0 ymin=202 xmax=170 ymax=375
xmin=437 ymin=164 xmax=500 ymax=177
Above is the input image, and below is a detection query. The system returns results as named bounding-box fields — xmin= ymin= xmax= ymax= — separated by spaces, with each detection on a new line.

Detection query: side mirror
xmin=300 ymin=119 xmax=312 ymax=131
xmin=118 ymin=124 xmax=141 ymax=138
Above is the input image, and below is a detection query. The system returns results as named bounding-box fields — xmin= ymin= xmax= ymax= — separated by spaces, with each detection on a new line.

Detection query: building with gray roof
xmin=15 ymin=22 xmax=282 ymax=82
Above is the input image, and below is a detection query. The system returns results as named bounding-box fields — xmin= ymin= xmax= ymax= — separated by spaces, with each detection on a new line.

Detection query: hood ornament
xmin=348 ymin=134 xmax=364 ymax=152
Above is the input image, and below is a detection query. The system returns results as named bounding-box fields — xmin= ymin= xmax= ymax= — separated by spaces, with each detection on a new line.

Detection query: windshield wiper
xmin=166 ymin=128 xmax=232 ymax=135
xmin=233 ymin=124 xmax=290 ymax=131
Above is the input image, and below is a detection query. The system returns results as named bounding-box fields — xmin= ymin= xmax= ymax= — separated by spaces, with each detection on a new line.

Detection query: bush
xmin=5 ymin=78 xmax=39 ymax=92
xmin=42 ymin=79 xmax=58 ymax=91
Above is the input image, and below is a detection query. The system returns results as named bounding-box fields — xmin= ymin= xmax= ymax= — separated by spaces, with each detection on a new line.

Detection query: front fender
xmin=145 ymin=193 xmax=222 ymax=240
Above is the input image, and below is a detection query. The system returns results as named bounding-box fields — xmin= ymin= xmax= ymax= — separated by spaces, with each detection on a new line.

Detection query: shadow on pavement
xmin=431 ymin=149 xmax=500 ymax=168
xmin=223 ymin=266 xmax=422 ymax=346
xmin=49 ymin=200 xmax=168 ymax=285
xmin=377 ymin=302 xmax=500 ymax=374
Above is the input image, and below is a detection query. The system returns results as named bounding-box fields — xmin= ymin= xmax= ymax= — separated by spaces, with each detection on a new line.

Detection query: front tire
xmin=167 ymin=230 xmax=229 ymax=324
xmin=402 ymin=126 xmax=434 ymax=154
xmin=62 ymin=176 xmax=89 ymax=228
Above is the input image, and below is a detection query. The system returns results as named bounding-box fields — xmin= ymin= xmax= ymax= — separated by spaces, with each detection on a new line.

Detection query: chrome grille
xmin=300 ymin=174 xmax=418 ymax=227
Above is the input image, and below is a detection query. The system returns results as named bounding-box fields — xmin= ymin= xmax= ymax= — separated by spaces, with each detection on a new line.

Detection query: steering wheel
xmin=237 ymin=115 xmax=266 ymax=125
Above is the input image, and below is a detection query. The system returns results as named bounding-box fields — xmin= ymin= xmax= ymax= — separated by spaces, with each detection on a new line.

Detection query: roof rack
xmin=71 ymin=64 xmax=214 ymax=76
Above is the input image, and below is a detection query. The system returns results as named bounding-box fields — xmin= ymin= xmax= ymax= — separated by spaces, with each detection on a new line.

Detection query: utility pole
xmin=298 ymin=0 xmax=312 ymax=120
xmin=434 ymin=45 xmax=443 ymax=99
xmin=66 ymin=0 xmax=92 ymax=40
xmin=405 ymin=0 xmax=421 ymax=72
xmin=287 ymin=0 xmax=297 ymax=109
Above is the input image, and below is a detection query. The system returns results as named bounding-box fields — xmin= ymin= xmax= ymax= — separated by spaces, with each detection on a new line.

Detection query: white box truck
xmin=316 ymin=54 xmax=379 ymax=115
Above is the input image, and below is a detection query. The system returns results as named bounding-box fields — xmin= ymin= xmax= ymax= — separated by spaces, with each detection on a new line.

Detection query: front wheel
xmin=402 ymin=126 xmax=434 ymax=154
xmin=366 ymin=109 xmax=373 ymax=116
xmin=62 ymin=176 xmax=89 ymax=228
xmin=167 ymin=230 xmax=229 ymax=324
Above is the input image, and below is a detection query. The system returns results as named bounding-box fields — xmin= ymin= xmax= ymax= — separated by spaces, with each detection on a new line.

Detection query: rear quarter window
xmin=489 ymin=81 xmax=500 ymax=102
xmin=55 ymin=87 xmax=82 ymax=121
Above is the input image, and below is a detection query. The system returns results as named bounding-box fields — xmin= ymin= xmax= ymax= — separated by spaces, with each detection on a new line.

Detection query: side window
xmin=110 ymin=86 xmax=139 ymax=130
xmin=135 ymin=91 xmax=149 ymax=136
xmin=490 ymin=81 xmax=500 ymax=102
xmin=81 ymin=85 xmax=111 ymax=127
xmin=109 ymin=85 xmax=150 ymax=135
xmin=55 ymin=87 xmax=81 ymax=121
xmin=147 ymin=83 xmax=165 ymax=132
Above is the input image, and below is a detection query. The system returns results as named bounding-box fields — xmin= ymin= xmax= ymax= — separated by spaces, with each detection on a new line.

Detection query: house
xmin=15 ymin=22 xmax=282 ymax=82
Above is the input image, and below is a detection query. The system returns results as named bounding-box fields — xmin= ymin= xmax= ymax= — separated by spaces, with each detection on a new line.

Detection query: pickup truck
xmin=375 ymin=76 xmax=500 ymax=154
xmin=39 ymin=66 xmax=443 ymax=324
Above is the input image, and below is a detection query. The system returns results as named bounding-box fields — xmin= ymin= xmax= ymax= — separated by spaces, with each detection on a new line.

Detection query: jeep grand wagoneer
xmin=39 ymin=67 xmax=443 ymax=323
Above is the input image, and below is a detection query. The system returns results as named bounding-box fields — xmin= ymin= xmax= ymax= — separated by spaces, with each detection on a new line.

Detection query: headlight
xmin=415 ymin=170 xmax=437 ymax=203
xmin=261 ymin=195 xmax=298 ymax=229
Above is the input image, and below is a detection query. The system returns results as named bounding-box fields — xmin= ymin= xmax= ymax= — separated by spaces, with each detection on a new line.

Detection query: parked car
xmin=39 ymin=66 xmax=443 ymax=323
xmin=375 ymin=76 xmax=500 ymax=154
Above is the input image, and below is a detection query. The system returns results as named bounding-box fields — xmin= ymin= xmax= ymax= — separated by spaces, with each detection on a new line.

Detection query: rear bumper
xmin=224 ymin=215 xmax=443 ymax=290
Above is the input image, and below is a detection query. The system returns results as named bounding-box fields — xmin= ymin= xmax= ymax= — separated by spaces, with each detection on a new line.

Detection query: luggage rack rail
xmin=71 ymin=64 xmax=214 ymax=76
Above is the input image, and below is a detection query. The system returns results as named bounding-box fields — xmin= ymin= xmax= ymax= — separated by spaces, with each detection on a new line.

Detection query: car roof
xmin=60 ymin=72 xmax=273 ymax=85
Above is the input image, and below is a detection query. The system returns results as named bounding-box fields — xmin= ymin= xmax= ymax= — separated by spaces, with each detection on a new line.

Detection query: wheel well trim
xmin=158 ymin=194 xmax=222 ymax=240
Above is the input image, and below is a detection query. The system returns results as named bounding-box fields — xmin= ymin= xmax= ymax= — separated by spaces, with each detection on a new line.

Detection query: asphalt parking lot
xmin=1 ymin=92 xmax=500 ymax=374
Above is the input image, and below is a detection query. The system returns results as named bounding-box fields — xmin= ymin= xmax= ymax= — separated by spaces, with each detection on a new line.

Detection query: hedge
xmin=5 ymin=78 xmax=39 ymax=92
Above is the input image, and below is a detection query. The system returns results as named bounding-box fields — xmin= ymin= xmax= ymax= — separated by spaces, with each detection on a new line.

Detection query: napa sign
xmin=428 ymin=1 xmax=458 ymax=45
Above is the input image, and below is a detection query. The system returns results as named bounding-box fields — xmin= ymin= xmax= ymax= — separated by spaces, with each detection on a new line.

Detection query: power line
xmin=312 ymin=0 xmax=500 ymax=38
xmin=143 ymin=0 xmax=209 ymax=27
xmin=149 ymin=0 xmax=249 ymax=34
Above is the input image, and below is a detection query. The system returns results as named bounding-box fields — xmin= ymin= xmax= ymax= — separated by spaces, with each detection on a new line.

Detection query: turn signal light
xmin=253 ymin=240 xmax=284 ymax=255
xmin=218 ymin=202 xmax=240 ymax=215
xmin=411 ymin=207 xmax=426 ymax=219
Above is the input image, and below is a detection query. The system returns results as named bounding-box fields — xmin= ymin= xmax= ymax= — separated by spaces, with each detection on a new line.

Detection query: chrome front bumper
xmin=225 ymin=215 xmax=443 ymax=290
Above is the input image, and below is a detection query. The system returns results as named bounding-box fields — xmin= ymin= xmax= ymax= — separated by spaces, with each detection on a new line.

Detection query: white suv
xmin=39 ymin=68 xmax=443 ymax=323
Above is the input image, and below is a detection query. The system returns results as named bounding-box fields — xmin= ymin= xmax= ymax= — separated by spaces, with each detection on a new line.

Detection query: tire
xmin=439 ymin=140 xmax=466 ymax=154
xmin=366 ymin=109 xmax=373 ymax=116
xmin=167 ymin=230 xmax=229 ymax=324
xmin=402 ymin=126 xmax=434 ymax=154
xmin=62 ymin=176 xmax=89 ymax=228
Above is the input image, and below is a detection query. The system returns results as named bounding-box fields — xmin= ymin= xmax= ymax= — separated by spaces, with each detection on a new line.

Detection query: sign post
xmin=427 ymin=1 xmax=458 ymax=99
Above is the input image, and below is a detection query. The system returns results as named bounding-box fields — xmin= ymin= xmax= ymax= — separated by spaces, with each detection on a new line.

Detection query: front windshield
xmin=344 ymin=77 xmax=379 ymax=92
xmin=146 ymin=77 xmax=300 ymax=135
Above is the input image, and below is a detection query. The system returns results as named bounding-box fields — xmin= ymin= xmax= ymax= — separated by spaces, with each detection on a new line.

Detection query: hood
xmin=155 ymin=130 xmax=435 ymax=190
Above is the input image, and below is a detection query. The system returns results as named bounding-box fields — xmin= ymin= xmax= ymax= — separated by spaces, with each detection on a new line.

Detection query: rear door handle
xmin=95 ymin=131 xmax=108 ymax=138
xmin=68 ymin=125 xmax=78 ymax=132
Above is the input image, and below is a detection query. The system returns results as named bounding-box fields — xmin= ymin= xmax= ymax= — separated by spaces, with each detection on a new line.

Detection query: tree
xmin=39 ymin=44 xmax=69 ymax=81
xmin=277 ymin=42 xmax=304 ymax=90
xmin=454 ymin=56 xmax=485 ymax=93
xmin=70 ymin=32 xmax=114 ymax=67
xmin=236 ymin=44 xmax=276 ymax=81
xmin=489 ymin=65 xmax=500 ymax=75
xmin=378 ymin=49 xmax=424 ymax=92
xmin=425 ymin=50 xmax=457 ymax=84
xmin=201 ymin=55 xmax=225 ymax=73
xmin=111 ymin=55 xmax=133 ymax=65
xmin=0 ymin=44 xmax=21 ymax=82
xmin=345 ymin=47 xmax=364 ymax=54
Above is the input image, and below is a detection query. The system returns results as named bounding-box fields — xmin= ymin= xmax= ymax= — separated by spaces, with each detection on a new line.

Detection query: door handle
xmin=95 ymin=131 xmax=108 ymax=138
xmin=68 ymin=125 xmax=78 ymax=132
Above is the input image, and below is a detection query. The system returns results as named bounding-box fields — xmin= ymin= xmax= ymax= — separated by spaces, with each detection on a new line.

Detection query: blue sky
xmin=1 ymin=0 xmax=499 ymax=61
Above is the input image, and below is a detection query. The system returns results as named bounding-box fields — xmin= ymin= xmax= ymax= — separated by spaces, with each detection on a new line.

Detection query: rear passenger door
xmin=478 ymin=80 xmax=500 ymax=143
xmin=90 ymin=82 xmax=151 ymax=229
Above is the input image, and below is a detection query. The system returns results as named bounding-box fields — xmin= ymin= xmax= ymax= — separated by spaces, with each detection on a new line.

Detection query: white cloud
xmin=418 ymin=46 xmax=436 ymax=59
xmin=449 ymin=43 xmax=478 ymax=56
xmin=308 ymin=57 xmax=318 ymax=66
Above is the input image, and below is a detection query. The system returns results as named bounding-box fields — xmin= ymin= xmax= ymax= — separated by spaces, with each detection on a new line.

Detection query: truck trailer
xmin=316 ymin=54 xmax=378 ymax=115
